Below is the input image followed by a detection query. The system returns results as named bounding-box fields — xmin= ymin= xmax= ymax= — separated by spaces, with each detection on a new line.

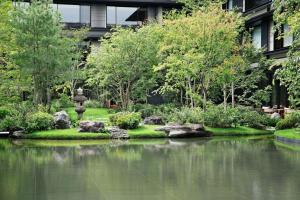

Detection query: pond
xmin=0 ymin=137 xmax=300 ymax=200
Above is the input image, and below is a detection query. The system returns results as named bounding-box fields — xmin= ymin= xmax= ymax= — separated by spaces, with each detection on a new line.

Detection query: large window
xmin=107 ymin=6 xmax=145 ymax=26
xmin=52 ymin=4 xmax=90 ymax=24
xmin=252 ymin=25 xmax=262 ymax=49
xmin=284 ymin=24 xmax=293 ymax=47
xmin=58 ymin=4 xmax=80 ymax=23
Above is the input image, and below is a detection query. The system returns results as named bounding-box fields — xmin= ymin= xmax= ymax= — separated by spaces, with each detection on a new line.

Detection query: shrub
xmin=0 ymin=107 xmax=11 ymax=120
xmin=239 ymin=110 xmax=266 ymax=129
xmin=167 ymin=107 xmax=203 ymax=124
xmin=110 ymin=112 xmax=141 ymax=129
xmin=128 ymin=103 xmax=156 ymax=118
xmin=84 ymin=100 xmax=101 ymax=108
xmin=26 ymin=111 xmax=54 ymax=133
xmin=128 ymin=103 xmax=177 ymax=119
xmin=203 ymin=105 xmax=239 ymax=128
xmin=0 ymin=116 xmax=22 ymax=132
xmin=276 ymin=112 xmax=300 ymax=130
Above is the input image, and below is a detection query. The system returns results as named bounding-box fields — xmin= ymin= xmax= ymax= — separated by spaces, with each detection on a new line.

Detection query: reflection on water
xmin=0 ymin=137 xmax=300 ymax=200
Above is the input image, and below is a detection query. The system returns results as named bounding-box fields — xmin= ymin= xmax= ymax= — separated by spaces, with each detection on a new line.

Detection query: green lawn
xmin=128 ymin=125 xmax=165 ymax=138
xmin=22 ymin=125 xmax=165 ymax=140
xmin=205 ymin=126 xmax=273 ymax=136
xmin=275 ymin=128 xmax=300 ymax=140
xmin=65 ymin=107 xmax=111 ymax=123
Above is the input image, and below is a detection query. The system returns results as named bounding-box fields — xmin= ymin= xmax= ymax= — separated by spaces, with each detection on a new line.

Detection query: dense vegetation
xmin=0 ymin=0 xmax=299 ymax=138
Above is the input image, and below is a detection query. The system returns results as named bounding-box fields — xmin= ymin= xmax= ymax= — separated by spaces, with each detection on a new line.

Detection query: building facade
xmin=51 ymin=0 xmax=178 ymax=39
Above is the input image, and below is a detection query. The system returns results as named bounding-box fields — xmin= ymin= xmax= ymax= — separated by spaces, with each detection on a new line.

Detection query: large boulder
xmin=156 ymin=123 xmax=211 ymax=138
xmin=54 ymin=111 xmax=71 ymax=129
xmin=78 ymin=121 xmax=105 ymax=133
xmin=107 ymin=127 xmax=129 ymax=139
xmin=144 ymin=116 xmax=164 ymax=125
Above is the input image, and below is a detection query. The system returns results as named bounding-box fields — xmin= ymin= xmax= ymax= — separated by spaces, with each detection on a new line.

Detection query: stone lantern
xmin=73 ymin=88 xmax=87 ymax=120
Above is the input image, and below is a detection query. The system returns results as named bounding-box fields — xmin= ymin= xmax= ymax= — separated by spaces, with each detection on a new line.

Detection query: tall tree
xmin=11 ymin=0 xmax=73 ymax=107
xmin=87 ymin=25 xmax=162 ymax=109
xmin=156 ymin=4 xmax=244 ymax=109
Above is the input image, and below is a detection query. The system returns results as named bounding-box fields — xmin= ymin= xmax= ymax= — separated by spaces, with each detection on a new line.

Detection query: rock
xmin=78 ymin=121 xmax=105 ymax=133
xmin=107 ymin=127 xmax=129 ymax=139
xmin=156 ymin=123 xmax=211 ymax=138
xmin=144 ymin=116 xmax=164 ymax=125
xmin=10 ymin=130 xmax=24 ymax=138
xmin=54 ymin=111 xmax=71 ymax=129
xmin=271 ymin=112 xmax=281 ymax=119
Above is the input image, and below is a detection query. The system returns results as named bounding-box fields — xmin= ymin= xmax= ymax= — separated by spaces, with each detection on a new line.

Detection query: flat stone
xmin=107 ymin=127 xmax=129 ymax=139
xmin=78 ymin=121 xmax=105 ymax=133
xmin=156 ymin=123 xmax=210 ymax=138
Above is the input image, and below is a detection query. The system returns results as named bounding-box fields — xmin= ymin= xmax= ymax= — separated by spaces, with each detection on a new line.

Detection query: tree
xmin=156 ymin=4 xmax=244 ymax=109
xmin=53 ymin=28 xmax=89 ymax=99
xmin=273 ymin=0 xmax=300 ymax=108
xmin=214 ymin=34 xmax=271 ymax=110
xmin=11 ymin=0 xmax=73 ymax=107
xmin=87 ymin=25 xmax=162 ymax=109
xmin=0 ymin=0 xmax=29 ymax=104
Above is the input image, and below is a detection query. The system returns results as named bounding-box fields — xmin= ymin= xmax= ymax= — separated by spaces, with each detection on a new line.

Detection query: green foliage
xmin=26 ymin=111 xmax=54 ymax=133
xmin=167 ymin=107 xmax=203 ymax=124
xmin=273 ymin=0 xmax=300 ymax=108
xmin=110 ymin=112 xmax=142 ymax=129
xmin=0 ymin=116 xmax=22 ymax=132
xmin=84 ymin=100 xmax=101 ymax=108
xmin=0 ymin=107 xmax=11 ymax=120
xmin=276 ymin=112 xmax=300 ymax=130
xmin=203 ymin=105 xmax=239 ymax=128
xmin=87 ymin=24 xmax=162 ymax=109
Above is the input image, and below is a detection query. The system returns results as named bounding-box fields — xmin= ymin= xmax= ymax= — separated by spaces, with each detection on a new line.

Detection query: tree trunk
xmin=231 ymin=82 xmax=235 ymax=108
xmin=223 ymin=84 xmax=227 ymax=111
xmin=202 ymin=88 xmax=207 ymax=111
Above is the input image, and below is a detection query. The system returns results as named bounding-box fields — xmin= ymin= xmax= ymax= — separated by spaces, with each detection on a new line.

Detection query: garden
xmin=1 ymin=0 xmax=300 ymax=142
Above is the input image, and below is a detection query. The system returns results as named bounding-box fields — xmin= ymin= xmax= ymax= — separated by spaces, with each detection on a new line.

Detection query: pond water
xmin=0 ymin=137 xmax=300 ymax=200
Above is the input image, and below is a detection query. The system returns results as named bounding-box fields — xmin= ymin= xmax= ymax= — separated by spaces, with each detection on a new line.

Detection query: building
xmin=50 ymin=0 xmax=178 ymax=40
xmin=224 ymin=0 xmax=292 ymax=107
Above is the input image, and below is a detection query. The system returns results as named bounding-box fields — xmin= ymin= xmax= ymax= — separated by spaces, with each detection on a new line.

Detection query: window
xmin=228 ymin=0 xmax=233 ymax=10
xmin=107 ymin=6 xmax=145 ymax=26
xmin=58 ymin=4 xmax=80 ymax=23
xmin=53 ymin=4 xmax=90 ymax=24
xmin=284 ymin=24 xmax=293 ymax=47
xmin=252 ymin=25 xmax=262 ymax=49
xmin=80 ymin=5 xmax=90 ymax=24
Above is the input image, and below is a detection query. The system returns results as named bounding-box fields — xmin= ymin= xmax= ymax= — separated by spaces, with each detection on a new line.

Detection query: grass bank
xmin=21 ymin=107 xmax=273 ymax=140
xmin=275 ymin=129 xmax=300 ymax=140
xmin=206 ymin=126 xmax=273 ymax=136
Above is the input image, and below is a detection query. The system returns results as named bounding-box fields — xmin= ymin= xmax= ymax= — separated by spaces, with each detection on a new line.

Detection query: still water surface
xmin=0 ymin=137 xmax=300 ymax=200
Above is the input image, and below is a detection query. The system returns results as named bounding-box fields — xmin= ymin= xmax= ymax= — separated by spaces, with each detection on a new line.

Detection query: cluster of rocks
xmin=156 ymin=123 xmax=211 ymax=138
xmin=78 ymin=121 xmax=129 ymax=139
